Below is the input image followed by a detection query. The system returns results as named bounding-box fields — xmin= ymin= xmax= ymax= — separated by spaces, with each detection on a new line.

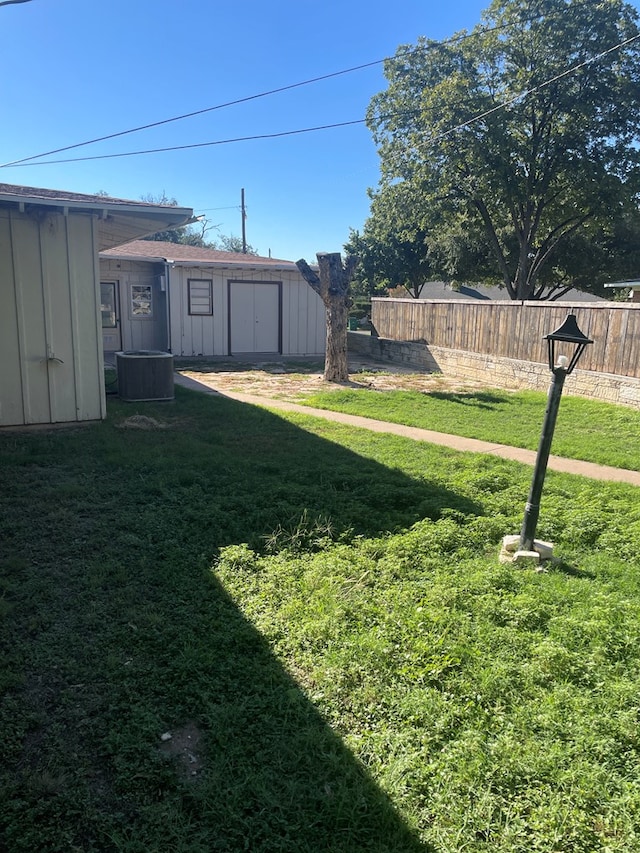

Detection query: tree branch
xmin=317 ymin=252 xmax=353 ymax=297
xmin=296 ymin=258 xmax=322 ymax=297
xmin=473 ymin=197 xmax=515 ymax=296
xmin=530 ymin=212 xmax=593 ymax=282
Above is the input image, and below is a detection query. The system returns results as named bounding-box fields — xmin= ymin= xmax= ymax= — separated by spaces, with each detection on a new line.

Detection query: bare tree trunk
xmin=296 ymin=252 xmax=357 ymax=383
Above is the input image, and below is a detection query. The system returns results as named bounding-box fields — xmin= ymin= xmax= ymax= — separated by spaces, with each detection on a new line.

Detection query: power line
xmin=4 ymin=29 xmax=638 ymax=169
xmin=2 ymin=120 xmax=366 ymax=166
xmin=0 ymin=17 xmax=534 ymax=169
xmin=0 ymin=66 xmax=382 ymax=168
xmin=194 ymin=205 xmax=241 ymax=212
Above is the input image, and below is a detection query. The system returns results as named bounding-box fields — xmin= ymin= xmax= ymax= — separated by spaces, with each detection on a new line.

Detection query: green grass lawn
xmin=299 ymin=386 xmax=640 ymax=471
xmin=1 ymin=387 xmax=639 ymax=851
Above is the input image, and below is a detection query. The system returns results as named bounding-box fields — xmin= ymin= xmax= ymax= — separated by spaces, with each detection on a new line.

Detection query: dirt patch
xmin=159 ymin=721 xmax=205 ymax=782
xmin=178 ymin=356 xmax=491 ymax=400
xmin=116 ymin=415 xmax=171 ymax=430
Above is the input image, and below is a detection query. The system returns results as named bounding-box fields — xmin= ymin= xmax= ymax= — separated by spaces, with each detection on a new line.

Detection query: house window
xmin=100 ymin=282 xmax=118 ymax=328
xmin=188 ymin=279 xmax=213 ymax=315
xmin=130 ymin=283 xmax=153 ymax=318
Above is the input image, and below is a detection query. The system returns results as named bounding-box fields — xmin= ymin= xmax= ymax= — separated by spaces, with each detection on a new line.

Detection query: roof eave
xmin=169 ymin=261 xmax=297 ymax=271
xmin=0 ymin=189 xmax=190 ymax=218
xmin=0 ymin=188 xmax=194 ymax=251
xmin=99 ymin=253 xmax=297 ymax=271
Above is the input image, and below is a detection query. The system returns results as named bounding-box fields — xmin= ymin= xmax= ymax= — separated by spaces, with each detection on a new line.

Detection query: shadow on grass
xmin=550 ymin=559 xmax=597 ymax=580
xmin=174 ymin=356 xmax=326 ymax=375
xmin=427 ymin=390 xmax=511 ymax=409
xmin=0 ymin=388 xmax=476 ymax=850
xmin=132 ymin=388 xmax=481 ymax=546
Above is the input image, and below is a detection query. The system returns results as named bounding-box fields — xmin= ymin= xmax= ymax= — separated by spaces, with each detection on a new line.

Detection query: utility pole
xmin=241 ymin=188 xmax=247 ymax=254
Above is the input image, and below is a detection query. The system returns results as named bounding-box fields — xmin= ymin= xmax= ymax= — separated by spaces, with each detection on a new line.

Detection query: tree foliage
xmin=139 ymin=192 xmax=258 ymax=254
xmin=345 ymin=182 xmax=439 ymax=298
xmin=346 ymin=180 xmax=496 ymax=298
xmin=139 ymin=192 xmax=207 ymax=245
xmin=213 ymin=233 xmax=259 ymax=255
xmin=366 ymin=0 xmax=640 ymax=300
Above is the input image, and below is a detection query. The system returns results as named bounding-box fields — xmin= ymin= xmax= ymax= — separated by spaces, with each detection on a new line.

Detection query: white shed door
xmin=229 ymin=282 xmax=280 ymax=354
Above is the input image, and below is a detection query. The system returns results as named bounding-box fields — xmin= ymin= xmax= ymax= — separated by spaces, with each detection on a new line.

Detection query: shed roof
xmin=0 ymin=183 xmax=194 ymax=251
xmin=100 ymin=239 xmax=299 ymax=271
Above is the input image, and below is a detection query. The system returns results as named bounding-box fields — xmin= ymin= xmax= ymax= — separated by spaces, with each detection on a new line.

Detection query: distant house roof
xmin=0 ymin=183 xmax=194 ymax=251
xmin=100 ymin=239 xmax=299 ymax=271
xmin=604 ymin=280 xmax=640 ymax=290
xmin=417 ymin=281 xmax=605 ymax=302
xmin=604 ymin=280 xmax=640 ymax=301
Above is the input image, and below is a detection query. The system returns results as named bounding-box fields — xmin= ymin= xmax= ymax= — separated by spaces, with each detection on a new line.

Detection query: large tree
xmin=345 ymin=181 xmax=438 ymax=298
xmin=345 ymin=179 xmax=494 ymax=298
xmin=366 ymin=0 xmax=640 ymax=300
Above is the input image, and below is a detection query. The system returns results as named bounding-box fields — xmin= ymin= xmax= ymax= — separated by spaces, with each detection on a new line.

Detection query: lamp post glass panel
xmin=519 ymin=314 xmax=593 ymax=553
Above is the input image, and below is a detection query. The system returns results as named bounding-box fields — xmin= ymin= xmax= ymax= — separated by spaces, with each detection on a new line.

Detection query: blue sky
xmin=2 ymin=0 xmax=515 ymax=260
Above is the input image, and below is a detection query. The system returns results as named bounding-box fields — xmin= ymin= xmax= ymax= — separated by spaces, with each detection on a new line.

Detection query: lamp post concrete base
xmin=499 ymin=534 xmax=554 ymax=567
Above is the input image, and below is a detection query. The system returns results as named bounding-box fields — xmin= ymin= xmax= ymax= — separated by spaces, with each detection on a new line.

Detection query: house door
xmin=228 ymin=281 xmax=281 ymax=354
xmin=101 ymin=281 xmax=121 ymax=357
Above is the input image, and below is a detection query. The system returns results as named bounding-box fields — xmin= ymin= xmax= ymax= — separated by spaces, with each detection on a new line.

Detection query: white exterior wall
xmin=99 ymin=258 xmax=168 ymax=353
xmin=0 ymin=207 xmax=104 ymax=426
xmin=168 ymin=265 xmax=325 ymax=357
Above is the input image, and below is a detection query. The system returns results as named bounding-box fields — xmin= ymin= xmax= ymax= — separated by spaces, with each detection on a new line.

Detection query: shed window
xmin=130 ymin=284 xmax=153 ymax=318
xmin=188 ymin=279 xmax=213 ymax=315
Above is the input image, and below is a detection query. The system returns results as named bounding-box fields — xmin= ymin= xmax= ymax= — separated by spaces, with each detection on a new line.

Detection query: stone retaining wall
xmin=348 ymin=332 xmax=640 ymax=409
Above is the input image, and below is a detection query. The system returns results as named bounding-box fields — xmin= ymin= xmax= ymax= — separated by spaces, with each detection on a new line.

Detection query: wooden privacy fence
xmin=371 ymin=299 xmax=640 ymax=379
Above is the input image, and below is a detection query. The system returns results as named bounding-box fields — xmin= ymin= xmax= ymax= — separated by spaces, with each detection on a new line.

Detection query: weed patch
xmin=1 ymin=387 xmax=639 ymax=850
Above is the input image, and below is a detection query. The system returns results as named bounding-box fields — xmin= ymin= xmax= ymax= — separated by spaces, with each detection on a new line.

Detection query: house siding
xmin=168 ymin=266 xmax=325 ymax=357
xmin=99 ymin=258 xmax=168 ymax=353
xmin=0 ymin=207 xmax=104 ymax=427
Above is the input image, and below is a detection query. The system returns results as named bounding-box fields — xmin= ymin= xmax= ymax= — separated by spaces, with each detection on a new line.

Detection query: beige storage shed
xmin=0 ymin=184 xmax=192 ymax=427
xmin=99 ymin=241 xmax=326 ymax=358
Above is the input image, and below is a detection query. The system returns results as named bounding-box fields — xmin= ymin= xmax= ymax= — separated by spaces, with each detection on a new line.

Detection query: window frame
xmin=100 ymin=281 xmax=118 ymax=329
xmin=188 ymin=278 xmax=214 ymax=316
xmin=129 ymin=283 xmax=154 ymax=320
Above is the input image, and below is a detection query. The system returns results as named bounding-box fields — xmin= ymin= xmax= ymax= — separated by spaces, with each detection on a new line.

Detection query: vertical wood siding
xmin=168 ymin=266 xmax=325 ymax=357
xmin=68 ymin=215 xmax=104 ymax=421
xmin=372 ymin=299 xmax=640 ymax=379
xmin=99 ymin=259 xmax=168 ymax=352
xmin=1 ymin=208 xmax=103 ymax=426
xmin=281 ymin=273 xmax=325 ymax=355
xmin=169 ymin=266 xmax=222 ymax=356
xmin=9 ymin=211 xmax=51 ymax=424
xmin=0 ymin=210 xmax=24 ymax=425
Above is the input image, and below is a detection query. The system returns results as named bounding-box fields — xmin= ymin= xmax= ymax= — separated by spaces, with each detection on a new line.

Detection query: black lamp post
xmin=519 ymin=314 xmax=593 ymax=553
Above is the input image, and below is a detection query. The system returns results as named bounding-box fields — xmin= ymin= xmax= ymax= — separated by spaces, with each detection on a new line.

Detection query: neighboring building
xmin=0 ymin=184 xmax=192 ymax=427
xmin=415 ymin=281 xmax=605 ymax=302
xmin=604 ymin=281 xmax=640 ymax=303
xmin=99 ymin=241 xmax=325 ymax=359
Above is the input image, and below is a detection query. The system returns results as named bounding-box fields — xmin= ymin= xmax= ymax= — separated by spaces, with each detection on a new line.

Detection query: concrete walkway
xmin=174 ymin=373 xmax=640 ymax=487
